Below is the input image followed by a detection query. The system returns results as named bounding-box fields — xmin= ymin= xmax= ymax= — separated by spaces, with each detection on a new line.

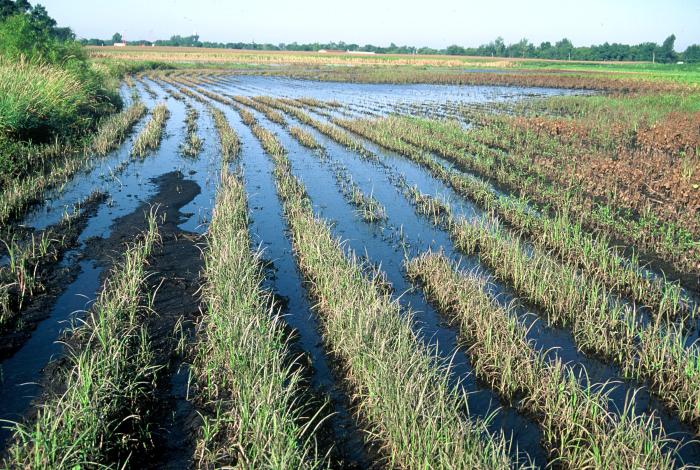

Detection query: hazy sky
xmin=40 ymin=0 xmax=700 ymax=50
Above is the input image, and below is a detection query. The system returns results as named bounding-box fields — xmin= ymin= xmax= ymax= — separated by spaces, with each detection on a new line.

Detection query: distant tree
xmin=658 ymin=34 xmax=677 ymax=63
xmin=112 ymin=32 xmax=122 ymax=43
xmin=446 ymin=44 xmax=466 ymax=55
xmin=683 ymin=44 xmax=700 ymax=63
xmin=555 ymin=38 xmax=574 ymax=59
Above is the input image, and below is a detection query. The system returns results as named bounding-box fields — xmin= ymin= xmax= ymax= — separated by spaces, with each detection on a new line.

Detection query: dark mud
xmin=85 ymin=171 xmax=204 ymax=470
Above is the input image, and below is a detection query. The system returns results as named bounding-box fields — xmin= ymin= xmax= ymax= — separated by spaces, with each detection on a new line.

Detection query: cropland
xmin=1 ymin=45 xmax=700 ymax=469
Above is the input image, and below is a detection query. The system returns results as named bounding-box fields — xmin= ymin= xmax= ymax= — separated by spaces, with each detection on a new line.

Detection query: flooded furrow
xmin=215 ymin=103 xmax=373 ymax=468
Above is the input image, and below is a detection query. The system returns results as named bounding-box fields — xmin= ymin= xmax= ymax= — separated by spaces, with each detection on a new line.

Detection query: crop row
xmin=236 ymin=105 xmax=516 ymax=468
xmin=5 ymin=213 xmax=160 ymax=467
xmin=180 ymin=106 xmax=203 ymax=157
xmin=131 ymin=103 xmax=170 ymax=157
xmin=355 ymin=115 xmax=698 ymax=279
xmin=329 ymin=115 xmax=694 ymax=322
xmin=407 ymin=186 xmax=700 ymax=433
xmin=406 ymin=252 xmax=672 ymax=468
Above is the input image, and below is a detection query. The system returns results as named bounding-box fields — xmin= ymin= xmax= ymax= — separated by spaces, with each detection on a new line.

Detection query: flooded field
xmin=2 ymin=72 xmax=699 ymax=469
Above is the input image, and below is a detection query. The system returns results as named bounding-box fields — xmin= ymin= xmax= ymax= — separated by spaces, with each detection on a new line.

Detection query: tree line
xmin=83 ymin=33 xmax=700 ymax=63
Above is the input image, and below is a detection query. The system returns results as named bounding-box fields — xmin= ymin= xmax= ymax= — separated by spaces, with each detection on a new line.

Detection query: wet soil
xmin=85 ymin=170 xmax=204 ymax=469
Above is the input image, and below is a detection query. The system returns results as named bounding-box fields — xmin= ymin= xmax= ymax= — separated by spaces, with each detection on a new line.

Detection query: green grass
xmin=0 ymin=192 xmax=104 ymax=331
xmin=131 ymin=103 xmax=170 ymax=157
xmin=237 ymin=104 xmax=517 ymax=469
xmin=180 ymin=106 xmax=203 ymax=157
xmin=0 ymin=56 xmax=120 ymax=149
xmin=193 ymin=168 xmax=325 ymax=468
xmin=515 ymin=60 xmax=700 ymax=85
xmin=407 ymin=252 xmax=672 ymax=468
xmin=209 ymin=106 xmax=240 ymax=162
xmin=289 ymin=126 xmax=323 ymax=150
xmin=4 ymin=213 xmax=160 ymax=468
xmin=92 ymin=100 xmax=147 ymax=155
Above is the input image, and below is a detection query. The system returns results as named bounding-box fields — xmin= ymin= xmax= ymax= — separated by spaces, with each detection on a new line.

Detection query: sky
xmin=39 ymin=0 xmax=700 ymax=50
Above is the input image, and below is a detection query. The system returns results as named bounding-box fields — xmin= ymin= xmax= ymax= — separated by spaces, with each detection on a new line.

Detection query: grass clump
xmin=348 ymin=183 xmax=386 ymax=223
xmin=289 ymin=125 xmax=322 ymax=150
xmin=180 ymin=106 xmax=203 ymax=157
xmin=131 ymin=103 xmax=169 ymax=157
xmin=4 ymin=215 xmax=160 ymax=468
xmin=209 ymin=106 xmax=240 ymax=162
xmin=92 ymin=100 xmax=147 ymax=155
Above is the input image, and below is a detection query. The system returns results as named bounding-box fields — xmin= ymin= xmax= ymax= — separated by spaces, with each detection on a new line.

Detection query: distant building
xmin=318 ymin=49 xmax=345 ymax=54
xmin=114 ymin=42 xmax=127 ymax=47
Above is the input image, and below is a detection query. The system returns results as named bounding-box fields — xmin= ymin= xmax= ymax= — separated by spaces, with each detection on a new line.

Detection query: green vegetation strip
xmin=408 ymin=185 xmax=700 ymax=433
xmin=252 ymin=96 xmax=375 ymax=159
xmin=180 ymin=106 xmax=203 ymax=157
xmin=240 ymin=108 xmax=515 ymax=468
xmin=92 ymin=100 xmax=147 ymax=155
xmin=330 ymin=115 xmax=694 ymax=322
xmin=4 ymin=215 xmax=160 ymax=467
xmin=131 ymin=103 xmax=170 ymax=157
xmin=406 ymin=252 xmax=672 ymax=468
xmin=345 ymin=114 xmax=697 ymax=280
xmin=192 ymin=168 xmax=324 ymax=468
xmin=289 ymin=126 xmax=323 ymax=150
xmin=453 ymin=214 xmax=700 ymax=431
xmin=209 ymin=106 xmax=240 ymax=161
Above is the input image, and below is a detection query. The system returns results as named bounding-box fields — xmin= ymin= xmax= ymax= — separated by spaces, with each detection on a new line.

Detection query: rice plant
xmin=289 ymin=125 xmax=322 ymax=150
xmin=91 ymin=101 xmax=147 ymax=156
xmin=192 ymin=168 xmax=325 ymax=468
xmin=179 ymin=106 xmax=203 ymax=157
xmin=237 ymin=105 xmax=517 ymax=468
xmin=407 ymin=252 xmax=673 ymax=469
xmin=405 ymin=185 xmax=700 ymax=432
xmin=209 ymin=106 xmax=240 ymax=163
xmin=4 ymin=213 xmax=160 ymax=468
xmin=131 ymin=103 xmax=169 ymax=157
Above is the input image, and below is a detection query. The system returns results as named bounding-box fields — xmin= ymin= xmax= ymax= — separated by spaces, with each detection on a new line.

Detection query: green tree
xmin=658 ymin=34 xmax=677 ymax=63
xmin=30 ymin=4 xmax=56 ymax=32
xmin=0 ymin=0 xmax=19 ymax=19
xmin=112 ymin=31 xmax=122 ymax=43
xmin=683 ymin=44 xmax=700 ymax=63
xmin=15 ymin=0 xmax=30 ymax=12
xmin=0 ymin=14 xmax=47 ymax=60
